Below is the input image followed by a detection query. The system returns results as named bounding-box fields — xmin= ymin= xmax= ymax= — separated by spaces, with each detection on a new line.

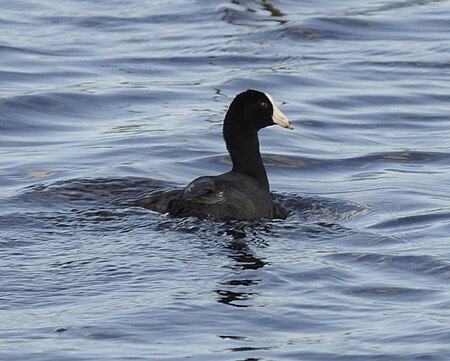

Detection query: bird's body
xmin=168 ymin=172 xmax=276 ymax=220
xmin=164 ymin=89 xmax=293 ymax=220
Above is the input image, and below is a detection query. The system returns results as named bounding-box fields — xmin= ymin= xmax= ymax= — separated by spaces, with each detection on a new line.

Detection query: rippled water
xmin=1 ymin=0 xmax=450 ymax=360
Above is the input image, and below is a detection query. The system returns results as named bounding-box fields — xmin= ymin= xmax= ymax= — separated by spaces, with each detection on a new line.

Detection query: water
xmin=1 ymin=0 xmax=449 ymax=359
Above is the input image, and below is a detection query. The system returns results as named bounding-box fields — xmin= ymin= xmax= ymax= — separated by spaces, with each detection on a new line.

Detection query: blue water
xmin=1 ymin=0 xmax=450 ymax=360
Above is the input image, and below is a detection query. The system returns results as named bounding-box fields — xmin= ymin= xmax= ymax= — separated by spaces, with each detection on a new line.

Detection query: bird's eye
xmin=260 ymin=102 xmax=268 ymax=109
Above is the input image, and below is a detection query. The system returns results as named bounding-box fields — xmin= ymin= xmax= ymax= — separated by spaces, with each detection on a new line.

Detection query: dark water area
xmin=1 ymin=0 xmax=449 ymax=360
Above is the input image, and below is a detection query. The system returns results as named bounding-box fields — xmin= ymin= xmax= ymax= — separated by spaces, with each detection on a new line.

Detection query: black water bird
xmin=162 ymin=89 xmax=293 ymax=220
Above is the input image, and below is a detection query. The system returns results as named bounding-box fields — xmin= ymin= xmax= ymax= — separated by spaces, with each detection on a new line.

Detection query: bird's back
xmin=168 ymin=172 xmax=275 ymax=220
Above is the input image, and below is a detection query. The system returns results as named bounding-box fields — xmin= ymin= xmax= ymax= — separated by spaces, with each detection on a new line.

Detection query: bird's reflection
xmin=226 ymin=238 xmax=267 ymax=271
xmin=215 ymin=223 xmax=269 ymax=307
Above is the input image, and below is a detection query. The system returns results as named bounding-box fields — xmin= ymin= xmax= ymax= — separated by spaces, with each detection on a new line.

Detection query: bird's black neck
xmin=223 ymin=123 xmax=269 ymax=191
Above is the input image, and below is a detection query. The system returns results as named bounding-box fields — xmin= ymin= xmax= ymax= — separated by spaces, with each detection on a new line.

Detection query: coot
xmin=166 ymin=89 xmax=293 ymax=220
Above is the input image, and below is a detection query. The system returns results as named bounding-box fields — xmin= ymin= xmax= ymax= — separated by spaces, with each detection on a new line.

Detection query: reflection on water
xmin=216 ymin=234 xmax=267 ymax=307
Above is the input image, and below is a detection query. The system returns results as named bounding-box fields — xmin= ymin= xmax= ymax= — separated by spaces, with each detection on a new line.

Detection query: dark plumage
xmin=166 ymin=89 xmax=293 ymax=220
